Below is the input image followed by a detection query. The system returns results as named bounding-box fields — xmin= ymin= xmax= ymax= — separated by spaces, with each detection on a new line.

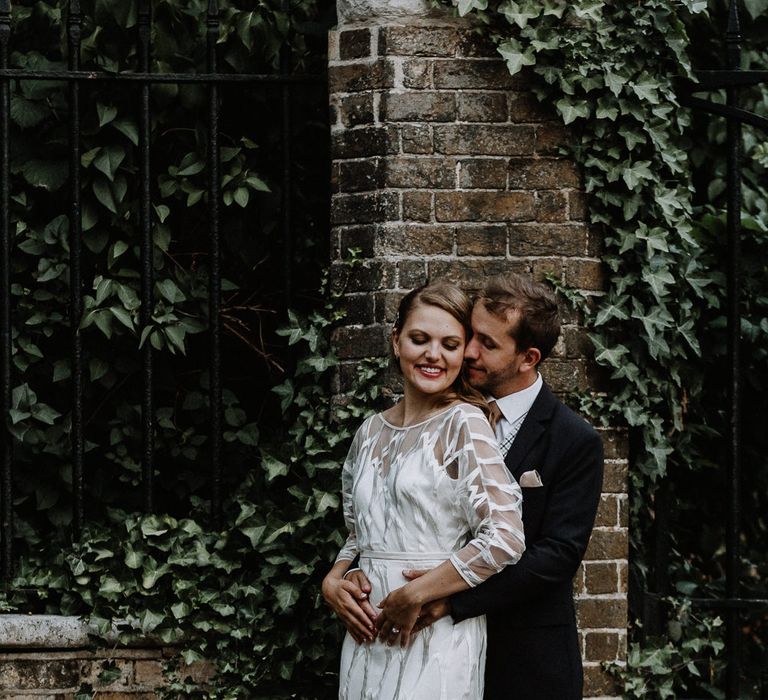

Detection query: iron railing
xmin=644 ymin=2 xmax=768 ymax=697
xmin=0 ymin=0 xmax=323 ymax=579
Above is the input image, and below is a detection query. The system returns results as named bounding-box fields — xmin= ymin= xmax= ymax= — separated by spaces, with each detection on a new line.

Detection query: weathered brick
xmin=619 ymin=497 xmax=629 ymax=528
xmin=456 ymin=93 xmax=507 ymax=122
xmin=332 ymin=127 xmax=394 ymax=158
xmin=539 ymin=359 xmax=588 ymax=392
xmin=401 ymin=124 xmax=433 ymax=154
xmin=535 ymin=121 xmax=571 ymax=156
xmin=455 ymin=224 xmax=507 ymax=256
xmin=435 ymin=191 xmax=535 ymax=222
xmin=433 ymin=59 xmax=523 ymax=90
xmin=134 ymin=659 xmax=163 ymax=688
xmin=332 ymin=324 xmax=390 ymax=359
xmin=564 ymin=258 xmax=605 ymax=291
xmin=531 ymin=257 xmax=563 ymax=283
xmin=339 ymin=28 xmax=371 ymax=60
xmin=457 ymin=30 xmax=506 ymax=59
xmin=585 ymin=632 xmax=621 ymax=662
xmin=338 ymin=93 xmax=375 ymax=128
xmin=337 ymin=292 xmax=376 ymax=325
xmin=0 ymin=659 xmax=81 ymax=689
xmin=338 ymin=225 xmax=376 ymax=258
xmin=619 ymin=561 xmax=628 ymax=593
xmin=402 ymin=191 xmax=432 ymax=222
xmin=576 ymin=597 xmax=628 ymax=629
xmin=594 ymin=494 xmax=619 ymax=528
xmin=403 ymin=59 xmax=433 ymax=89
xmin=384 ymin=157 xmax=456 ymax=189
xmin=374 ymin=290 xmax=408 ymax=323
xmin=434 ymin=124 xmax=535 ymax=156
xmin=331 ymin=259 xmax=396 ymax=294
xmin=329 ymin=60 xmax=395 ymax=93
xmin=573 ymin=562 xmax=586 ymax=595
xmin=535 ymin=190 xmax=569 ymax=223
xmin=603 ymin=461 xmax=628 ymax=493
xmin=508 ymin=159 xmax=581 ymax=189
xmin=398 ymin=259 xmax=428 ymax=288
xmin=337 ymin=159 xmax=383 ymax=193
xmin=375 ymin=224 xmax=454 ymax=255
xmin=331 ymin=191 xmax=399 ymax=225
xmin=562 ymin=324 xmax=593 ymax=357
xmin=583 ymin=561 xmax=621 ymax=595
xmin=569 ymin=190 xmax=588 ymax=220
xmin=379 ymin=26 xmax=460 ymax=57
xmin=508 ymin=223 xmax=588 ymax=257
xmin=599 ymin=428 xmax=629 ymax=460
xmin=428 ymin=259 xmax=528 ymax=289
xmin=583 ymin=663 xmax=619 ymax=697
xmin=458 ymin=158 xmax=508 ymax=189
xmin=508 ymin=91 xmax=552 ymax=121
xmin=381 ymin=92 xmax=456 ymax=122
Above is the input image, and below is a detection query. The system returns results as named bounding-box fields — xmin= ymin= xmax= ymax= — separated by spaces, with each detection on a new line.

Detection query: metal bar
xmin=138 ymin=0 xmax=153 ymax=513
xmin=688 ymin=598 xmax=768 ymax=610
xmin=725 ymin=2 xmax=743 ymax=697
xmin=679 ymin=95 xmax=768 ymax=133
xmin=280 ymin=0 xmax=292 ymax=306
xmin=207 ymin=0 xmax=222 ymax=525
xmin=0 ymin=0 xmax=12 ymax=579
xmin=68 ymin=0 xmax=85 ymax=540
xmin=0 ymin=69 xmax=320 ymax=84
xmin=691 ymin=69 xmax=768 ymax=89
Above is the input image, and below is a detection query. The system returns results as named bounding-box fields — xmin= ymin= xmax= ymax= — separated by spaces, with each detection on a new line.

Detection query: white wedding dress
xmin=335 ymin=403 xmax=525 ymax=700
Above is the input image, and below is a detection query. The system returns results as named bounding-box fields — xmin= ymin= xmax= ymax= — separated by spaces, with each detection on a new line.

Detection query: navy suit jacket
xmin=450 ymin=383 xmax=603 ymax=628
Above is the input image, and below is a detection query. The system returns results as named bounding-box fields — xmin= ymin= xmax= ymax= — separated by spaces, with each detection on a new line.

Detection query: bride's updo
xmin=393 ymin=282 xmax=491 ymax=421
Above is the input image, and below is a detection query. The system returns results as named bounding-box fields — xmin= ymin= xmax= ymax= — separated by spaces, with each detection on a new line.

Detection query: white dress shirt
xmin=490 ymin=373 xmax=543 ymax=451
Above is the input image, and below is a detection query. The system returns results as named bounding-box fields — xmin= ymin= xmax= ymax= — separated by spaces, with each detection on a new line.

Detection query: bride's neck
xmin=398 ymin=387 xmax=447 ymax=426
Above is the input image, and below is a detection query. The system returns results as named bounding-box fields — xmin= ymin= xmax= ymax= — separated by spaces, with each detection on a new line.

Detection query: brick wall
xmin=329 ymin=20 xmax=627 ymax=698
xmin=0 ymin=647 xmax=211 ymax=698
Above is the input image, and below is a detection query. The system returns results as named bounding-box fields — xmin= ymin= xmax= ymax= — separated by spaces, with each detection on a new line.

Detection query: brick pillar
xmin=329 ymin=13 xmax=628 ymax=698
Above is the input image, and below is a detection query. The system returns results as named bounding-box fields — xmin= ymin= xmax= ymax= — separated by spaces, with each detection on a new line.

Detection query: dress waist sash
xmin=360 ymin=550 xmax=453 ymax=561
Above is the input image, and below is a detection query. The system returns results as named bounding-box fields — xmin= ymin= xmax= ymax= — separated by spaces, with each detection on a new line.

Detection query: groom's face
xmin=464 ymin=302 xmax=527 ymax=398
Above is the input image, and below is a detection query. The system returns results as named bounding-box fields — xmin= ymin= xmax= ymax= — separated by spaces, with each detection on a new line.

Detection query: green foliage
xmin=608 ymin=601 xmax=726 ymax=700
xmin=441 ymin=0 xmax=768 ymax=695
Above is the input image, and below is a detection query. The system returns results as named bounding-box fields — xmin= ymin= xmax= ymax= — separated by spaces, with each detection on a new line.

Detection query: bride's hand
xmin=375 ymin=585 xmax=422 ymax=647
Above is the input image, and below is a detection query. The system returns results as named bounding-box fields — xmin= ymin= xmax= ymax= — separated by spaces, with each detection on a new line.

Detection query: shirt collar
xmin=492 ymin=373 xmax=543 ymax=426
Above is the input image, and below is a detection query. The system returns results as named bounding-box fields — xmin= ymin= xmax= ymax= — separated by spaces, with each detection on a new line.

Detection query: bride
xmin=322 ymin=282 xmax=525 ymax=699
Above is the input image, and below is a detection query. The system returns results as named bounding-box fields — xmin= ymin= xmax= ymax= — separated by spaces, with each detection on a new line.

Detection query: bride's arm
xmin=375 ymin=560 xmax=469 ymax=647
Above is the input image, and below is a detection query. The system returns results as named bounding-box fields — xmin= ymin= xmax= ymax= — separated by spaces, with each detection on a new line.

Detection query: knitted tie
xmin=489 ymin=401 xmax=528 ymax=457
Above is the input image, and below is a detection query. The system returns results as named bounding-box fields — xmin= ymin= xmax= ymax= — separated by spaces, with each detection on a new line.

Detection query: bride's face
xmin=393 ymin=302 xmax=466 ymax=399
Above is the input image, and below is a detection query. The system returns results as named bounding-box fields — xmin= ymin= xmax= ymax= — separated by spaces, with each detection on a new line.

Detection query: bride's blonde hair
xmin=393 ymin=282 xmax=491 ymax=422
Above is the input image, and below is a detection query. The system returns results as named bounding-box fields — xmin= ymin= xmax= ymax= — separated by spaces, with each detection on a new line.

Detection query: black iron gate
xmin=0 ymin=0 xmax=325 ymax=580
xmin=642 ymin=2 xmax=768 ymax=698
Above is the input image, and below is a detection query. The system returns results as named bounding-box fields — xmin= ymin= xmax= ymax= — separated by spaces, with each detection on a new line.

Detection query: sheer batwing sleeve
xmin=446 ymin=407 xmax=525 ymax=587
xmin=334 ymin=420 xmax=366 ymax=563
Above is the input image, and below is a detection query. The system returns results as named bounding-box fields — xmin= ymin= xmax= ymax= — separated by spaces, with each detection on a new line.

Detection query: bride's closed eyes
xmin=407 ymin=332 xmax=462 ymax=352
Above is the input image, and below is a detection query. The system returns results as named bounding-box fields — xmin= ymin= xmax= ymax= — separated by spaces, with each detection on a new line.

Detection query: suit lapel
xmin=504 ymin=383 xmax=557 ymax=480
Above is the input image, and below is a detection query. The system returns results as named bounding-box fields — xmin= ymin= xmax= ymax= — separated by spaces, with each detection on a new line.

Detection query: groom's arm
xmin=450 ymin=428 xmax=603 ymax=622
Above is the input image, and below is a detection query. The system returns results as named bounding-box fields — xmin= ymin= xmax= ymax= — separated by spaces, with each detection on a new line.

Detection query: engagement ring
xmin=392 ymin=627 xmax=400 ymax=633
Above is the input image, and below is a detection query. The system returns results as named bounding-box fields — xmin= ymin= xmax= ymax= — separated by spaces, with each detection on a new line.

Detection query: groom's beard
xmin=465 ymin=361 xmax=520 ymax=398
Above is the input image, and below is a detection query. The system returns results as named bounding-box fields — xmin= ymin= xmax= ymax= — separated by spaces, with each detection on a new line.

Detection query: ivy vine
xmin=441 ymin=0 xmax=768 ymax=695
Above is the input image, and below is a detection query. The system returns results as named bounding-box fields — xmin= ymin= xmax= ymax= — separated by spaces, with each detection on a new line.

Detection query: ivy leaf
xmin=93 ymin=146 xmax=126 ymax=182
xmin=93 ymin=178 xmax=118 ymax=214
xmin=112 ymin=118 xmax=139 ymax=146
xmin=497 ymin=40 xmax=536 ymax=76
xmin=97 ymin=103 xmax=118 ymax=127
xmin=555 ymin=98 xmax=589 ymax=125
xmin=274 ymin=582 xmax=299 ymax=611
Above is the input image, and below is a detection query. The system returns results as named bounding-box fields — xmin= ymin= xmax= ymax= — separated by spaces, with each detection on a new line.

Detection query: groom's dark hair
xmin=478 ymin=273 xmax=560 ymax=362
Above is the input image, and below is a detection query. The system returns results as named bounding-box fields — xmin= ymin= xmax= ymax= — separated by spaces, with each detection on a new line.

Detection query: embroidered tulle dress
xmin=335 ymin=403 xmax=525 ymax=700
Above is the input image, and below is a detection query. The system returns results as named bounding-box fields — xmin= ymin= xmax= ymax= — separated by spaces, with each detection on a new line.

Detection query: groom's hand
xmin=403 ymin=569 xmax=451 ymax=631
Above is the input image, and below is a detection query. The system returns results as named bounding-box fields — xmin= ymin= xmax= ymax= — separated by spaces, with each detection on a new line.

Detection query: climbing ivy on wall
xmin=439 ymin=0 xmax=768 ymax=695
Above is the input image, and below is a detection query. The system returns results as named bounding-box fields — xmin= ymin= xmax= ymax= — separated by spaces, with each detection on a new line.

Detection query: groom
xmin=337 ymin=273 xmax=604 ymax=700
